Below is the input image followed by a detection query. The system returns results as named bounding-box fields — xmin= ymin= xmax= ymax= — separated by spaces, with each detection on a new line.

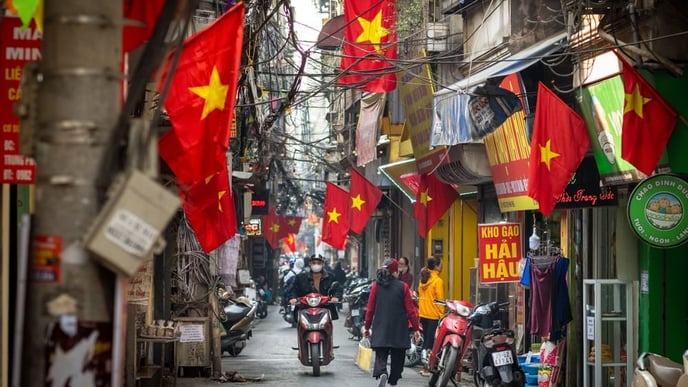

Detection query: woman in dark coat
xmin=363 ymin=258 xmax=421 ymax=386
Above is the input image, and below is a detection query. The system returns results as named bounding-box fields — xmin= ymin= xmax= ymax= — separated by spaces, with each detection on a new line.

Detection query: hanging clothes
xmin=529 ymin=258 xmax=557 ymax=337
xmin=550 ymin=257 xmax=572 ymax=341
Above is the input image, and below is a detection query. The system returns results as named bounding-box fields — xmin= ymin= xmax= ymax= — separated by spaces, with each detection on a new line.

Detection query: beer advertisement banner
xmin=399 ymin=54 xmax=448 ymax=175
xmin=577 ymin=75 xmax=667 ymax=185
xmin=478 ymin=223 xmax=522 ymax=284
xmin=483 ymin=73 xmax=538 ymax=212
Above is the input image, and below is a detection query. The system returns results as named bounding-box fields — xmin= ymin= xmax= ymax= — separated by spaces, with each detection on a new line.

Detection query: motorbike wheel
xmin=228 ymin=345 xmax=243 ymax=357
xmin=436 ymin=346 xmax=458 ymax=387
xmin=311 ymin=342 xmax=321 ymax=377
xmin=429 ymin=371 xmax=439 ymax=387
xmin=257 ymin=307 xmax=268 ymax=319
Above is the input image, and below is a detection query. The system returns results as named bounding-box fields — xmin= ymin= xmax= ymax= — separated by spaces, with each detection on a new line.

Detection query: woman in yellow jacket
xmin=418 ymin=256 xmax=444 ymax=376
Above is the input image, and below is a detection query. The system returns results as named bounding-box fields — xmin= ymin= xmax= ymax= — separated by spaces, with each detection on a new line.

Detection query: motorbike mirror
xmin=433 ymin=298 xmax=446 ymax=305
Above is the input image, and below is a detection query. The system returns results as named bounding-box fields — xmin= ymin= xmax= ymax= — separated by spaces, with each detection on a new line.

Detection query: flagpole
xmin=380 ymin=191 xmax=412 ymax=218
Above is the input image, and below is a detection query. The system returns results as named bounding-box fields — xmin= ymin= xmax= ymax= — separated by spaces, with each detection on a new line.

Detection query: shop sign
xmin=31 ymin=235 xmax=61 ymax=283
xmin=0 ymin=16 xmax=40 ymax=184
xmin=483 ymin=73 xmax=539 ymax=213
xmin=577 ymin=75 xmax=668 ymax=185
xmin=627 ymin=174 xmax=688 ymax=248
xmin=399 ymin=57 xmax=449 ymax=174
xmin=478 ymin=223 xmax=522 ymax=283
xmin=556 ymin=157 xmax=617 ymax=209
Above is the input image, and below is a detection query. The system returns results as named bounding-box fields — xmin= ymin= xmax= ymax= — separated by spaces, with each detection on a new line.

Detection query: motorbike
xmin=469 ymin=301 xmax=524 ymax=387
xmin=343 ymin=280 xmax=371 ymax=340
xmin=217 ymin=287 xmax=257 ymax=357
xmin=256 ymin=288 xmax=269 ymax=319
xmin=427 ymin=298 xmax=474 ymax=387
xmin=293 ymin=292 xmax=336 ymax=376
xmin=405 ymin=326 xmax=424 ymax=367
xmin=633 ymin=350 xmax=688 ymax=387
xmin=282 ymin=303 xmax=297 ymax=327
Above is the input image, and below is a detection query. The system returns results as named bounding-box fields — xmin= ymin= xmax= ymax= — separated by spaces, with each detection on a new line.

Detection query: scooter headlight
xmin=306 ymin=295 xmax=322 ymax=307
xmin=455 ymin=304 xmax=472 ymax=317
xmin=301 ymin=313 xmax=329 ymax=330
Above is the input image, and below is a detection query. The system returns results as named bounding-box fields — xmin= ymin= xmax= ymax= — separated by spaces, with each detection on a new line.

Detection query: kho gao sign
xmin=478 ymin=223 xmax=522 ymax=283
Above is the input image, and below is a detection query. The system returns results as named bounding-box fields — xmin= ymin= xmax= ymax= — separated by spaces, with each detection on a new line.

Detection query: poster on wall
xmin=478 ymin=223 xmax=522 ymax=283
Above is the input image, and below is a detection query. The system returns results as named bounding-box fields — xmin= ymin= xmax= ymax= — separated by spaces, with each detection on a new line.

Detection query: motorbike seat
xmin=225 ymin=303 xmax=250 ymax=322
xmin=645 ymin=354 xmax=683 ymax=386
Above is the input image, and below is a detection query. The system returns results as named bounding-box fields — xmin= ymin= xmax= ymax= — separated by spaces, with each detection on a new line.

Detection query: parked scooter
xmin=217 ymin=287 xmax=257 ymax=357
xmin=427 ymin=298 xmax=474 ymax=387
xmin=633 ymin=350 xmax=688 ymax=387
xmin=469 ymin=301 xmax=524 ymax=387
xmin=293 ymin=292 xmax=337 ymax=376
xmin=343 ymin=281 xmax=371 ymax=340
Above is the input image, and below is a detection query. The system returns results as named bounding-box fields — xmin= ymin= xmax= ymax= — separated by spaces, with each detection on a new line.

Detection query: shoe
xmin=378 ymin=373 xmax=388 ymax=387
xmin=419 ymin=369 xmax=431 ymax=377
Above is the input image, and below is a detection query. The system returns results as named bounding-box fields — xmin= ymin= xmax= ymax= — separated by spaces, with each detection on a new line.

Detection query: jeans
xmin=420 ymin=317 xmax=439 ymax=352
xmin=372 ymin=347 xmax=406 ymax=385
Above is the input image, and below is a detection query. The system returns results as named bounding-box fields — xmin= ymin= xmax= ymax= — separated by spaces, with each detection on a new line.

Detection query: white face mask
xmin=311 ymin=264 xmax=323 ymax=273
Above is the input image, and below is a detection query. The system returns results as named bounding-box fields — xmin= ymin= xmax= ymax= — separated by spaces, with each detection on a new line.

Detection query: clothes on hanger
xmin=529 ymin=256 xmax=557 ymax=337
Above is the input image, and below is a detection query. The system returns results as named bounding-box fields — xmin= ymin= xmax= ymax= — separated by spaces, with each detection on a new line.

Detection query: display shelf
xmin=582 ymin=279 xmax=635 ymax=387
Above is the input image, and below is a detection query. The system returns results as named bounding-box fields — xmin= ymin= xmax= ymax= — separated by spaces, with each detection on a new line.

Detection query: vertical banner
xmin=0 ymin=16 xmax=40 ymax=184
xmin=483 ymin=73 xmax=538 ymax=212
xmin=399 ymin=54 xmax=448 ymax=174
xmin=356 ymin=93 xmax=385 ymax=166
xmin=478 ymin=223 xmax=522 ymax=283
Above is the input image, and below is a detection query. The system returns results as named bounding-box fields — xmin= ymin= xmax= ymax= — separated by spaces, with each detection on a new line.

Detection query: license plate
xmin=351 ymin=308 xmax=360 ymax=316
xmin=342 ymin=302 xmax=350 ymax=313
xmin=491 ymin=350 xmax=513 ymax=366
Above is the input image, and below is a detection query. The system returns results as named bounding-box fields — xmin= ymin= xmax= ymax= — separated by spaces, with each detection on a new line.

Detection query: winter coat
xmin=364 ymin=278 xmax=420 ymax=349
xmin=288 ymin=270 xmax=343 ymax=320
xmin=398 ymin=270 xmax=414 ymax=289
xmin=418 ymin=270 xmax=445 ymax=320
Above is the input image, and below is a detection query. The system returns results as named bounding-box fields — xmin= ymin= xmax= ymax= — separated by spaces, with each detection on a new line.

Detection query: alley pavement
xmin=175 ymin=304 xmax=474 ymax=386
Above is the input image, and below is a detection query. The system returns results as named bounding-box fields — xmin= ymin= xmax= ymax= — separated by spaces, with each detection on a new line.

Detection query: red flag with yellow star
xmin=279 ymin=215 xmax=303 ymax=237
xmin=528 ymin=82 xmax=589 ymax=216
xmin=181 ymin=166 xmax=237 ymax=253
xmin=615 ymin=52 xmax=678 ymax=176
xmin=322 ymin=182 xmax=351 ymax=250
xmin=349 ymin=168 xmax=382 ymax=234
xmin=338 ymin=0 xmax=397 ymax=92
xmin=281 ymin=234 xmax=296 ymax=253
xmin=158 ymin=3 xmax=244 ymax=186
xmin=261 ymin=208 xmax=282 ymax=249
xmin=413 ymin=173 xmax=458 ymax=238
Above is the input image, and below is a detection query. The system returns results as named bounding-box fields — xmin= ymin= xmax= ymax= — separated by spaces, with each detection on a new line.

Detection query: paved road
xmin=176 ymin=304 xmax=474 ymax=386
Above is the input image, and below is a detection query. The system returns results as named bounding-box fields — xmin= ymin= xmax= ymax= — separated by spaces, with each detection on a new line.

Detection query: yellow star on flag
xmin=419 ymin=189 xmax=432 ymax=207
xmin=539 ymin=139 xmax=560 ymax=171
xmin=351 ymin=194 xmax=365 ymax=211
xmin=624 ymin=83 xmax=651 ymax=118
xmin=270 ymin=223 xmax=280 ymax=233
xmin=288 ymin=218 xmax=296 ymax=226
xmin=287 ymin=234 xmax=294 ymax=243
xmin=327 ymin=207 xmax=342 ymax=223
xmin=217 ymin=190 xmax=227 ymax=212
xmin=355 ymin=10 xmax=389 ymax=51
xmin=189 ymin=66 xmax=229 ymax=120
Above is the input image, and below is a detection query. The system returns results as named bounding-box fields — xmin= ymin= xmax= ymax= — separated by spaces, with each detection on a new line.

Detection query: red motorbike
xmin=427 ymin=298 xmax=474 ymax=387
xmin=294 ymin=292 xmax=335 ymax=376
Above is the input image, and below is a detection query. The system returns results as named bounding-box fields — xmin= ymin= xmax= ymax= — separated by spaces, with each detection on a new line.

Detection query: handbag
xmin=355 ymin=337 xmax=373 ymax=373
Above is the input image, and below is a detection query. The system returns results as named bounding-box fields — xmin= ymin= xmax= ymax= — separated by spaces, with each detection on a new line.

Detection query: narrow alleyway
xmin=175 ymin=304 xmax=474 ymax=386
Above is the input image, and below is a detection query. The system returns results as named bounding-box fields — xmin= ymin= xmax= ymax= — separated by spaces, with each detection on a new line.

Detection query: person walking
xmin=417 ymin=256 xmax=444 ymax=376
xmin=363 ymin=258 xmax=421 ymax=387
xmin=397 ymin=257 xmax=413 ymax=289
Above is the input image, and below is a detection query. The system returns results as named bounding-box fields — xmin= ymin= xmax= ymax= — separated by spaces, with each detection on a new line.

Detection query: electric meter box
xmin=85 ymin=170 xmax=180 ymax=276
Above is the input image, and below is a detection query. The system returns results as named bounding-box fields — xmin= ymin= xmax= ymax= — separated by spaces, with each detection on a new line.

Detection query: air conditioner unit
xmin=427 ymin=22 xmax=449 ymax=52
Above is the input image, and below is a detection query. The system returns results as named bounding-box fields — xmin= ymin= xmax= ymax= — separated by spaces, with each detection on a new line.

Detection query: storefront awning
xmin=435 ymin=32 xmax=568 ymax=97
xmin=316 ymin=15 xmax=344 ymax=50
xmin=378 ymin=159 xmax=420 ymax=203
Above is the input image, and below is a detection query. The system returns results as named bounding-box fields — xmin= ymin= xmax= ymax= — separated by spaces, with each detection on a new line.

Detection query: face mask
xmin=311 ymin=264 xmax=323 ymax=273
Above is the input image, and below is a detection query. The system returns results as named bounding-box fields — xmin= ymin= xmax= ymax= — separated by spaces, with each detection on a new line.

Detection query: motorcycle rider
xmin=288 ymin=254 xmax=343 ymax=319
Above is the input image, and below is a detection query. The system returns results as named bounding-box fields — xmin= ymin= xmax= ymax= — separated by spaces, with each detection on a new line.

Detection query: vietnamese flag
xmin=282 ymin=234 xmax=296 ymax=253
xmin=349 ymin=168 xmax=382 ymax=234
xmin=338 ymin=0 xmax=397 ymax=92
xmin=413 ymin=173 xmax=458 ymax=238
xmin=528 ymin=82 xmax=589 ymax=216
xmin=123 ymin=0 xmax=166 ymax=52
xmin=279 ymin=215 xmax=303 ymax=237
xmin=181 ymin=167 xmax=237 ymax=253
xmin=615 ymin=52 xmax=678 ymax=176
xmin=322 ymin=182 xmax=351 ymax=250
xmin=158 ymin=3 xmax=244 ymax=187
xmin=261 ymin=208 xmax=281 ymax=249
